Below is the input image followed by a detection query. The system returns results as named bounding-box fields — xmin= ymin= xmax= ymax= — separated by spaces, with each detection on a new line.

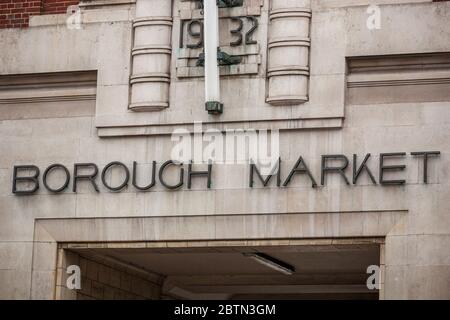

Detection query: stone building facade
xmin=0 ymin=0 xmax=449 ymax=299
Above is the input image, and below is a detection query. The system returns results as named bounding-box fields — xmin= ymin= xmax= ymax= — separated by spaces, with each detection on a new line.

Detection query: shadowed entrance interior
xmin=58 ymin=241 xmax=381 ymax=300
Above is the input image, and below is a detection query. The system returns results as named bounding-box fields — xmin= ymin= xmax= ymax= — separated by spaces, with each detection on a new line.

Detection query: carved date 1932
xmin=180 ymin=16 xmax=258 ymax=49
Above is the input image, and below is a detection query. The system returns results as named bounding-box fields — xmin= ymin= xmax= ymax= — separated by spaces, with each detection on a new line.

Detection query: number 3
xmin=230 ymin=16 xmax=258 ymax=46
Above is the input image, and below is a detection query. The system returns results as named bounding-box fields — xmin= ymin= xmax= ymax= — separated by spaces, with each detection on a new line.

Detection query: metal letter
xmin=12 ymin=165 xmax=40 ymax=195
xmin=283 ymin=156 xmax=317 ymax=187
xmin=132 ymin=161 xmax=156 ymax=191
xmin=158 ymin=160 xmax=184 ymax=190
xmin=101 ymin=162 xmax=130 ymax=192
xmin=43 ymin=164 xmax=70 ymax=193
xmin=411 ymin=151 xmax=441 ymax=184
xmin=73 ymin=163 xmax=99 ymax=192
xmin=249 ymin=158 xmax=281 ymax=187
xmin=187 ymin=161 xmax=212 ymax=189
xmin=321 ymin=155 xmax=350 ymax=186
xmin=379 ymin=153 xmax=406 ymax=185
xmin=353 ymin=154 xmax=377 ymax=185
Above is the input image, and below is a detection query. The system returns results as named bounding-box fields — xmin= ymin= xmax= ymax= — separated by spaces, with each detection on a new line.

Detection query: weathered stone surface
xmin=0 ymin=0 xmax=449 ymax=300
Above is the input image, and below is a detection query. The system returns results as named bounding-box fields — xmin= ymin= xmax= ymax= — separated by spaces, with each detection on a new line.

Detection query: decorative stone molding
xmin=346 ymin=52 xmax=450 ymax=105
xmin=79 ymin=0 xmax=136 ymax=9
xmin=129 ymin=0 xmax=173 ymax=111
xmin=33 ymin=212 xmax=402 ymax=299
xmin=267 ymin=0 xmax=311 ymax=105
xmin=97 ymin=117 xmax=344 ymax=137
xmin=91 ymin=0 xmax=345 ymax=136
xmin=0 ymin=71 xmax=97 ymax=104
xmin=176 ymin=0 xmax=263 ymax=79
xmin=0 ymin=71 xmax=97 ymax=120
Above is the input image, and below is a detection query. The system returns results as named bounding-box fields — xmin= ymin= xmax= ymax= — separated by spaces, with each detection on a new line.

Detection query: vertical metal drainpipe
xmin=204 ymin=0 xmax=223 ymax=115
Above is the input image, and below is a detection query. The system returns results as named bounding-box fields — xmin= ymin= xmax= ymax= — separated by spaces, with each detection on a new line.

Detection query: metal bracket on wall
xmin=205 ymin=101 xmax=224 ymax=114
xmin=196 ymin=0 xmax=244 ymax=10
xmin=195 ymin=49 xmax=242 ymax=67
xmin=217 ymin=49 xmax=242 ymax=65
xmin=196 ymin=49 xmax=242 ymax=67
xmin=217 ymin=0 xmax=244 ymax=8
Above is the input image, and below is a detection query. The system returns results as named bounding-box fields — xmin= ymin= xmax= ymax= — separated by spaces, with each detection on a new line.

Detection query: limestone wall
xmin=0 ymin=0 xmax=449 ymax=299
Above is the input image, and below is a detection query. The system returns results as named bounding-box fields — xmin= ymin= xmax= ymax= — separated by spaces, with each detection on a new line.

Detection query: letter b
xmin=12 ymin=165 xmax=40 ymax=195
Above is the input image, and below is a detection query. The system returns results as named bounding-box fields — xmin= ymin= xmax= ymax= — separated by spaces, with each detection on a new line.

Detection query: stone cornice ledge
xmin=79 ymin=0 xmax=136 ymax=9
xmin=29 ymin=0 xmax=136 ymax=27
xmin=96 ymin=117 xmax=344 ymax=137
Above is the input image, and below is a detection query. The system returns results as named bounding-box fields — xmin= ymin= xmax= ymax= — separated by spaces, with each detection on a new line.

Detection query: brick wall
xmin=0 ymin=0 xmax=79 ymax=29
xmin=56 ymin=249 xmax=162 ymax=300
xmin=1 ymin=0 xmax=448 ymax=29
xmin=77 ymin=255 xmax=161 ymax=300
xmin=42 ymin=0 xmax=79 ymax=14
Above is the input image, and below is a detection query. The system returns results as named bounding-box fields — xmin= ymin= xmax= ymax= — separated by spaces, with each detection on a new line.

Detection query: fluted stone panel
xmin=267 ymin=0 xmax=311 ymax=105
xmin=129 ymin=0 xmax=173 ymax=111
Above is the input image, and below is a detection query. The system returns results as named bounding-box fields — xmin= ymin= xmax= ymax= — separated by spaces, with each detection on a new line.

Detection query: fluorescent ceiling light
xmin=243 ymin=252 xmax=295 ymax=275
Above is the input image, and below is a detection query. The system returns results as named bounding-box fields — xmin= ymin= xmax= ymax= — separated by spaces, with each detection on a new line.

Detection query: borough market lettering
xmin=12 ymin=151 xmax=440 ymax=195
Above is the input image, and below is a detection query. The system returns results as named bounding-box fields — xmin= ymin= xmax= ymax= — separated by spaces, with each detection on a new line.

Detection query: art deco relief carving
xmin=176 ymin=0 xmax=263 ymax=79
xmin=129 ymin=0 xmax=311 ymax=112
